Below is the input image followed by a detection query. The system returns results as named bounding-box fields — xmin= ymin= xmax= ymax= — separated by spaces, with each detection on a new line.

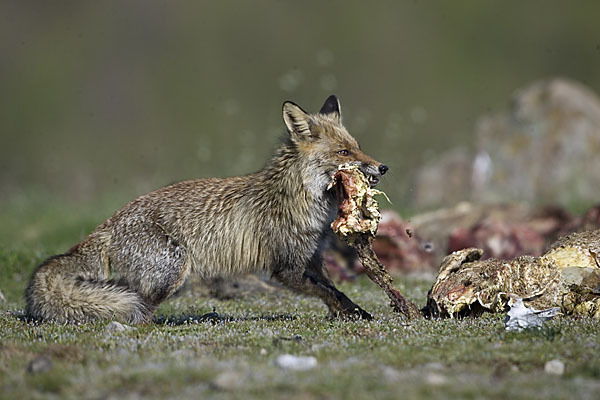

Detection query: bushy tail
xmin=26 ymin=255 xmax=151 ymax=324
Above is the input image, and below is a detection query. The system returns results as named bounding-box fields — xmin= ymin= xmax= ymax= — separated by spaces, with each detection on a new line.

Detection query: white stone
xmin=425 ymin=372 xmax=447 ymax=386
xmin=545 ymin=359 xmax=565 ymax=375
xmin=276 ymin=354 xmax=317 ymax=371
xmin=105 ymin=321 xmax=131 ymax=333
xmin=212 ymin=371 xmax=244 ymax=390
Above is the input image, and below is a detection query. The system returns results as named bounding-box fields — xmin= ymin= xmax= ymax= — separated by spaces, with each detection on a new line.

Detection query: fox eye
xmin=337 ymin=149 xmax=350 ymax=156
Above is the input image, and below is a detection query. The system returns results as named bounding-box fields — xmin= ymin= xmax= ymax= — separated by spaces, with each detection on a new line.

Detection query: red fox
xmin=25 ymin=95 xmax=389 ymax=323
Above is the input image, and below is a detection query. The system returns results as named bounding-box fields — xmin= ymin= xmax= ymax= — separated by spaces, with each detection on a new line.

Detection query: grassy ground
xmin=1 ymin=198 xmax=600 ymax=399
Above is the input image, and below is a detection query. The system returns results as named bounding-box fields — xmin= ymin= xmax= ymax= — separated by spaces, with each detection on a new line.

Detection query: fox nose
xmin=378 ymin=164 xmax=389 ymax=175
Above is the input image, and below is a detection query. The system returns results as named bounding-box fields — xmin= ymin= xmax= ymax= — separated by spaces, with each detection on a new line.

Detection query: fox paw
xmin=329 ymin=306 xmax=373 ymax=321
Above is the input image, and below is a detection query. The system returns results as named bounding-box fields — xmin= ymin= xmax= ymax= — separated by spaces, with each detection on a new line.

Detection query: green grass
xmin=1 ymin=199 xmax=600 ymax=399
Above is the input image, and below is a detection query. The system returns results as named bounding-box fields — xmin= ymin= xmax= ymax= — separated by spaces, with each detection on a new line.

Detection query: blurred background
xmin=2 ymin=1 xmax=600 ymax=247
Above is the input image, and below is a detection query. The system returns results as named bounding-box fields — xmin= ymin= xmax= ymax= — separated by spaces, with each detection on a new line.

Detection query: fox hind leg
xmin=108 ymin=227 xmax=192 ymax=310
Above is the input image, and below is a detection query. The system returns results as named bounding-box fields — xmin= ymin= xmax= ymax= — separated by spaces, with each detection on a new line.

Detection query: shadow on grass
xmin=8 ymin=309 xmax=297 ymax=326
xmin=152 ymin=311 xmax=297 ymax=325
xmin=152 ymin=311 xmax=298 ymax=325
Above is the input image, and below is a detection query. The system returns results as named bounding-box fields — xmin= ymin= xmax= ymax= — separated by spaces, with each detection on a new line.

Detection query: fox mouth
xmin=358 ymin=165 xmax=382 ymax=188
xmin=367 ymin=175 xmax=380 ymax=187
xmin=326 ymin=165 xmax=381 ymax=193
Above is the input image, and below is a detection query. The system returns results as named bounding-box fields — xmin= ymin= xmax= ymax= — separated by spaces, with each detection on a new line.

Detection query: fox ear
xmin=283 ymin=101 xmax=313 ymax=141
xmin=319 ymin=94 xmax=341 ymax=122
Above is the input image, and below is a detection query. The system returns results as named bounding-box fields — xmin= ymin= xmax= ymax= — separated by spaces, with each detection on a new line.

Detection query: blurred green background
xmin=2 ymin=2 xmax=600 ymax=230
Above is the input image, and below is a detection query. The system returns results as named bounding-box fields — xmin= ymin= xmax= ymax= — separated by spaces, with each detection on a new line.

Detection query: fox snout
xmin=359 ymin=162 xmax=388 ymax=187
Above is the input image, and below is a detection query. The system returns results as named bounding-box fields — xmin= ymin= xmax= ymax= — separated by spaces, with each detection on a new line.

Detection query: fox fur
xmin=25 ymin=95 xmax=388 ymax=323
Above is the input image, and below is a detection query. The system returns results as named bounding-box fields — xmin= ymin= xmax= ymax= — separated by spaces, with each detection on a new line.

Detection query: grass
xmin=1 ymin=197 xmax=600 ymax=399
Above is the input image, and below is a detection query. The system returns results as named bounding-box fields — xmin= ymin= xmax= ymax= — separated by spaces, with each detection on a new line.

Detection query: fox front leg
xmin=273 ymin=260 xmax=372 ymax=320
xmin=302 ymin=267 xmax=373 ymax=320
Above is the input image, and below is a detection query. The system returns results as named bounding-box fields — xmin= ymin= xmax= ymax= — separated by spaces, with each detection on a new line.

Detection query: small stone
xmin=423 ymin=362 xmax=444 ymax=370
xmin=544 ymin=359 xmax=565 ymax=375
xmin=276 ymin=354 xmax=317 ymax=371
xmin=27 ymin=356 xmax=52 ymax=374
xmin=211 ymin=371 xmax=244 ymax=390
xmin=381 ymin=365 xmax=401 ymax=381
xmin=105 ymin=321 xmax=131 ymax=333
xmin=425 ymin=372 xmax=447 ymax=386
xmin=172 ymin=349 xmax=194 ymax=359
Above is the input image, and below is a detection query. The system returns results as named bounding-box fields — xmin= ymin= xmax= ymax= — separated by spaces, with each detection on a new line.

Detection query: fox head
xmin=282 ymin=95 xmax=388 ymax=193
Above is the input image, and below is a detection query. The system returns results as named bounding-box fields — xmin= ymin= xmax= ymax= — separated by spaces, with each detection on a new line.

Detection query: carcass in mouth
xmin=328 ymin=163 xmax=385 ymax=237
xmin=328 ymin=163 xmax=422 ymax=319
